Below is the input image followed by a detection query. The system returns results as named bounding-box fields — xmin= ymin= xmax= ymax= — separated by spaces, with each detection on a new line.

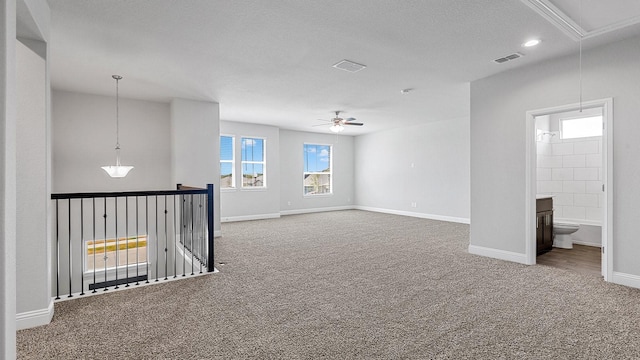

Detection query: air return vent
xmin=493 ymin=52 xmax=524 ymax=64
xmin=332 ymin=59 xmax=367 ymax=73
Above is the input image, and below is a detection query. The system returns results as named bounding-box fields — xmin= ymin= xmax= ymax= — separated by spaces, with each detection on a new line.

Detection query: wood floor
xmin=537 ymin=244 xmax=601 ymax=278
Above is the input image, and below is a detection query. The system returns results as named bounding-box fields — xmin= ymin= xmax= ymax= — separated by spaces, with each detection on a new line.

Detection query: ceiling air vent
xmin=493 ymin=52 xmax=524 ymax=64
xmin=332 ymin=59 xmax=367 ymax=73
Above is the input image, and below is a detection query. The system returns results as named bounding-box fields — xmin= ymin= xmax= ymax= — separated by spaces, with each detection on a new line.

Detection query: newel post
xmin=207 ymin=184 xmax=215 ymax=272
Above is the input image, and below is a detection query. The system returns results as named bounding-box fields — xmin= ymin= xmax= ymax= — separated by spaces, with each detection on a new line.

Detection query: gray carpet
xmin=17 ymin=210 xmax=640 ymax=359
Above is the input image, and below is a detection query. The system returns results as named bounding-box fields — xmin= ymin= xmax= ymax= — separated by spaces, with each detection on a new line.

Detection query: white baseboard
xmin=355 ymin=206 xmax=470 ymax=224
xmin=468 ymin=244 xmax=530 ymax=265
xmin=220 ymin=213 xmax=280 ymax=223
xmin=612 ymin=272 xmax=640 ymax=290
xmin=571 ymin=240 xmax=601 ymax=247
xmin=280 ymin=205 xmax=355 ymax=216
xmin=16 ymin=298 xmax=54 ymax=330
xmin=214 ymin=230 xmax=222 ymax=238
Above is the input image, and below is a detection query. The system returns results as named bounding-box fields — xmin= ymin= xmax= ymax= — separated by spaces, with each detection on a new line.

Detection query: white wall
xmin=0 ymin=1 xmax=17 ymax=357
xmin=170 ymin=98 xmax=220 ymax=235
xmin=354 ymin=117 xmax=470 ymax=223
xmin=470 ymin=35 xmax=640 ymax=279
xmin=219 ymin=121 xmax=280 ymax=221
xmin=280 ymin=130 xmax=354 ymax=214
xmin=16 ymin=38 xmax=50 ymax=325
xmin=52 ymin=90 xmax=171 ymax=193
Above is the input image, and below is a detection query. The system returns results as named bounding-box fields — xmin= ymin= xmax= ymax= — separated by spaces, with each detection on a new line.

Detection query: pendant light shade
xmin=102 ymin=75 xmax=134 ymax=178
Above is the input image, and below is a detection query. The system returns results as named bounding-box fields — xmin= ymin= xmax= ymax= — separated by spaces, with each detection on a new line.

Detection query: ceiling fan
xmin=314 ymin=111 xmax=364 ymax=133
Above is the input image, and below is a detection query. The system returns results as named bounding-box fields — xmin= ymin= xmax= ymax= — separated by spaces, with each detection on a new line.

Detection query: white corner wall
xmin=16 ymin=38 xmax=51 ymax=329
xmin=0 ymin=1 xmax=17 ymax=357
xmin=170 ymin=98 xmax=220 ymax=235
xmin=52 ymin=90 xmax=172 ymax=193
xmin=470 ymin=35 xmax=640 ymax=282
xmin=219 ymin=121 xmax=280 ymax=221
xmin=280 ymin=130 xmax=354 ymax=214
xmin=354 ymin=117 xmax=470 ymax=223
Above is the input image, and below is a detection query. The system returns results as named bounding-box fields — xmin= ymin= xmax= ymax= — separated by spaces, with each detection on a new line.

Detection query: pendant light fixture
xmin=101 ymin=75 xmax=134 ymax=178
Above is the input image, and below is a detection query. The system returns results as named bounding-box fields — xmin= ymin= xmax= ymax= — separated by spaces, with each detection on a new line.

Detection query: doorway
xmin=525 ymin=99 xmax=613 ymax=281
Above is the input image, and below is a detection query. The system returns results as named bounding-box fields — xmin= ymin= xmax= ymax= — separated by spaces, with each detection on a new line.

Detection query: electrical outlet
xmin=287 ymin=201 xmax=291 ymax=206
xmin=411 ymin=202 xmax=417 ymax=208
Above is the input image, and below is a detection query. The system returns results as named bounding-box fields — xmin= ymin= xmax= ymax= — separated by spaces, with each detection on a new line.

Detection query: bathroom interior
xmin=535 ymin=107 xmax=603 ymax=276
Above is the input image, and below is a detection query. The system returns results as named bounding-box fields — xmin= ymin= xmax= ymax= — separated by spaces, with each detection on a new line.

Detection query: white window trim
xmin=240 ymin=136 xmax=267 ymax=189
xmin=303 ymin=143 xmax=333 ymax=197
xmin=559 ymin=115 xmax=603 ymax=140
xmin=220 ymin=134 xmax=236 ymax=189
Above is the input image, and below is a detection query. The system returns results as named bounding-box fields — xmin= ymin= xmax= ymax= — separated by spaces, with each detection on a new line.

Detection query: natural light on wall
xmin=560 ymin=115 xmax=603 ymax=139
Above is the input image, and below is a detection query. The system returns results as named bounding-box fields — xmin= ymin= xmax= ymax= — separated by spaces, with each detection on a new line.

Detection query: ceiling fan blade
xmin=345 ymin=117 xmax=357 ymax=122
xmin=343 ymin=122 xmax=364 ymax=126
xmin=312 ymin=123 xmax=330 ymax=127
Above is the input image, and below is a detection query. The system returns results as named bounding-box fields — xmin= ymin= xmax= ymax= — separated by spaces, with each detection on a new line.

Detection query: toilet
xmin=553 ymin=222 xmax=580 ymax=249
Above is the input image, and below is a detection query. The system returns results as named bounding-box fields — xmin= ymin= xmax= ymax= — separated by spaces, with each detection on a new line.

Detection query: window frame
xmin=240 ymin=136 xmax=267 ymax=189
xmin=220 ymin=134 xmax=236 ymax=190
xmin=560 ymin=115 xmax=603 ymax=140
xmin=83 ymin=235 xmax=149 ymax=274
xmin=303 ymin=143 xmax=333 ymax=197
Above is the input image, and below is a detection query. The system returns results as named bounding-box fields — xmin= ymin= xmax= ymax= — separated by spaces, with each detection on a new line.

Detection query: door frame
xmin=525 ymin=98 xmax=613 ymax=281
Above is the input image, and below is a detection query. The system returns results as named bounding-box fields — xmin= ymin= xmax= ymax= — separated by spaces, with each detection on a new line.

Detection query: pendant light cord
xmin=579 ymin=0 xmax=583 ymax=112
xmin=115 ymin=76 xmax=120 ymax=149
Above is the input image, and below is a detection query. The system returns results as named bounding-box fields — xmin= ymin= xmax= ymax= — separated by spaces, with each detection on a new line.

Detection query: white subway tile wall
xmin=552 ymin=168 xmax=573 ymax=180
xmin=563 ymin=154 xmax=586 ymax=168
xmin=573 ymin=168 xmax=598 ymax=181
xmin=538 ymin=168 xmax=552 ymax=181
xmin=573 ymin=140 xmax=599 ymax=154
xmin=536 ymin=132 xmax=602 ymax=225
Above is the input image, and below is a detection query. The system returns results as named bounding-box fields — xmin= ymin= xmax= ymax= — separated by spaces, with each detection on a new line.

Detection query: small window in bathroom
xmin=560 ymin=115 xmax=603 ymax=140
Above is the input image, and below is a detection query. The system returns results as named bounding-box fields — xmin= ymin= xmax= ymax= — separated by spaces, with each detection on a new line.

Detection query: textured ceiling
xmin=46 ymin=0 xmax=640 ymax=135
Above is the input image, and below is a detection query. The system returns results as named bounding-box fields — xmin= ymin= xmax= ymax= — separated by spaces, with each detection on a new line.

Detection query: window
xmin=86 ymin=235 xmax=147 ymax=272
xmin=241 ymin=137 xmax=265 ymax=188
xmin=560 ymin=116 xmax=603 ymax=139
xmin=220 ymin=135 xmax=235 ymax=188
xmin=304 ymin=144 xmax=332 ymax=195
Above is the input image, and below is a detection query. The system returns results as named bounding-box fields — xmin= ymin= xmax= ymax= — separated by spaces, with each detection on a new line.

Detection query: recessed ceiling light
xmin=523 ymin=39 xmax=541 ymax=47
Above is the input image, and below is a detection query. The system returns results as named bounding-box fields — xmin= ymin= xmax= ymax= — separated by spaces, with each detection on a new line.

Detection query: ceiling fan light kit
xmin=316 ymin=110 xmax=364 ymax=133
xmin=330 ymin=124 xmax=344 ymax=133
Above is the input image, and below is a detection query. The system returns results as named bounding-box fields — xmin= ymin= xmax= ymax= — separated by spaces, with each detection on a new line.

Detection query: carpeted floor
xmin=17 ymin=210 xmax=640 ymax=359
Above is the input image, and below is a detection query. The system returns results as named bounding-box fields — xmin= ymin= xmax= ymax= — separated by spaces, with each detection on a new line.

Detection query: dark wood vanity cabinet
xmin=536 ymin=198 xmax=553 ymax=255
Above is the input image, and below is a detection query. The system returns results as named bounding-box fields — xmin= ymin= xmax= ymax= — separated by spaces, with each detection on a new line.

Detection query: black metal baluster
xmin=198 ymin=195 xmax=203 ymax=274
xmin=80 ymin=200 xmax=85 ymax=296
xmin=136 ymin=196 xmax=139 ymax=285
xmin=92 ymin=198 xmax=96 ymax=293
xmin=164 ymin=195 xmax=168 ymax=280
xmin=207 ymin=184 xmax=215 ymax=272
xmin=182 ymin=195 xmax=186 ymax=277
xmin=68 ymin=199 xmax=73 ymax=298
xmin=155 ymin=195 xmax=159 ymax=282
xmin=125 ymin=197 xmax=130 ymax=287
xmin=190 ymin=194 xmax=194 ymax=275
xmin=145 ymin=196 xmax=149 ymax=284
xmin=203 ymin=194 xmax=207 ymax=270
xmin=55 ymin=199 xmax=60 ymax=300
xmin=104 ymin=197 xmax=108 ymax=291
xmin=114 ymin=197 xmax=119 ymax=289
xmin=173 ymin=195 xmax=177 ymax=278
